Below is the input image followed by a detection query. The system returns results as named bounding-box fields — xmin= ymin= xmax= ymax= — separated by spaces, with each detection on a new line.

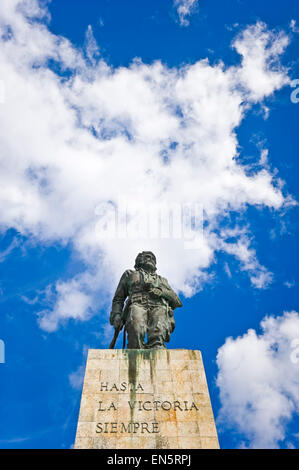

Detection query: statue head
xmin=134 ymin=251 xmax=157 ymax=273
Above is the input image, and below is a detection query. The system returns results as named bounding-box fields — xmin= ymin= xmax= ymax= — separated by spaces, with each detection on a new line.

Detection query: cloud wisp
xmin=173 ymin=0 xmax=199 ymax=26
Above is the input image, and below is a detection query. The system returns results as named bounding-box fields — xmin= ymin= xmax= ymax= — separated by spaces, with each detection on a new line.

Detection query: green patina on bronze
xmin=189 ymin=350 xmax=198 ymax=361
xmin=149 ymin=352 xmax=155 ymax=385
xmin=166 ymin=349 xmax=170 ymax=365
xmin=124 ymin=350 xmax=138 ymax=430
xmin=124 ymin=348 xmax=160 ymax=428
xmin=125 ymin=349 xmax=153 ymax=432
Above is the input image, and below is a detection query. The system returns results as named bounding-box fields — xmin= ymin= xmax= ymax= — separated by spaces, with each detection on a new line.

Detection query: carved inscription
xmin=96 ymin=382 xmax=199 ymax=435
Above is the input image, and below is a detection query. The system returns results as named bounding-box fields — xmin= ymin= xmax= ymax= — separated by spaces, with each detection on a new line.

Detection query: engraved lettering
xmin=120 ymin=382 xmax=126 ymax=391
xmin=133 ymin=422 xmax=140 ymax=433
xmin=107 ymin=402 xmax=117 ymax=411
xmin=96 ymin=422 xmax=160 ymax=434
xmin=174 ymin=400 xmax=183 ymax=411
xmin=99 ymin=382 xmax=144 ymax=392
xmin=152 ymin=422 xmax=159 ymax=433
xmin=96 ymin=422 xmax=103 ymax=433
xmin=190 ymin=401 xmax=199 ymax=411
xmin=143 ymin=401 xmax=152 ymax=411
xmin=110 ymin=422 xmax=117 ymax=433
xmin=141 ymin=422 xmax=149 ymax=433
xmin=100 ymin=382 xmax=108 ymax=391
xmin=120 ymin=422 xmax=131 ymax=433
xmin=98 ymin=401 xmax=105 ymax=411
xmin=161 ymin=401 xmax=171 ymax=410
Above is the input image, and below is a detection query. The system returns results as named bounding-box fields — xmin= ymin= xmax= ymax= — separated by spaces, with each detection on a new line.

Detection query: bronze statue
xmin=110 ymin=251 xmax=182 ymax=349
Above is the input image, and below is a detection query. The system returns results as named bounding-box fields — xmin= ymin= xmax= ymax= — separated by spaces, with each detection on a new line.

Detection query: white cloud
xmin=69 ymin=344 xmax=89 ymax=389
xmin=0 ymin=237 xmax=19 ymax=262
xmin=21 ymin=294 xmax=39 ymax=305
xmin=84 ymin=25 xmax=100 ymax=65
xmin=0 ymin=1 xmax=294 ymax=330
xmin=224 ymin=262 xmax=232 ymax=278
xmin=290 ymin=19 xmax=299 ymax=34
xmin=215 ymin=226 xmax=274 ymax=288
xmin=173 ymin=0 xmax=199 ymax=26
xmin=69 ymin=364 xmax=85 ymax=390
xmin=38 ymin=278 xmax=93 ymax=332
xmin=232 ymin=22 xmax=290 ymax=101
xmin=216 ymin=311 xmax=299 ymax=448
xmin=284 ymin=280 xmax=295 ymax=289
xmin=259 ymin=148 xmax=269 ymax=166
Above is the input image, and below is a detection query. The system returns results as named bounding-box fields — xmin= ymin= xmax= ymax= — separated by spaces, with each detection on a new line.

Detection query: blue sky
xmin=0 ymin=0 xmax=299 ymax=449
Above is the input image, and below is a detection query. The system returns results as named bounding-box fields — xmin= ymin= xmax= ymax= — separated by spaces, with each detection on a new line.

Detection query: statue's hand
xmin=149 ymin=287 xmax=163 ymax=299
xmin=112 ymin=313 xmax=122 ymax=329
xmin=143 ymin=281 xmax=152 ymax=291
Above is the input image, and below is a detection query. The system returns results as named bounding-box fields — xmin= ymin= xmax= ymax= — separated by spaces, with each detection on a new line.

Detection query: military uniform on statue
xmin=110 ymin=251 xmax=182 ymax=349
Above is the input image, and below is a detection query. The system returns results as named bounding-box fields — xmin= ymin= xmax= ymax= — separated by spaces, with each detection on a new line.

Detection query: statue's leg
xmin=126 ymin=303 xmax=147 ymax=349
xmin=146 ymin=304 xmax=169 ymax=349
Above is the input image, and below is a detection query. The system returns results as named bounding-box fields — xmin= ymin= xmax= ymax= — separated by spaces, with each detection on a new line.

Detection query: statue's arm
xmin=159 ymin=277 xmax=182 ymax=310
xmin=110 ymin=270 xmax=130 ymax=327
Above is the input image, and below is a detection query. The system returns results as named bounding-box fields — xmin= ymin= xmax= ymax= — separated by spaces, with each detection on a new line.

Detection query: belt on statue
xmin=130 ymin=292 xmax=165 ymax=306
xmin=130 ymin=292 xmax=149 ymax=303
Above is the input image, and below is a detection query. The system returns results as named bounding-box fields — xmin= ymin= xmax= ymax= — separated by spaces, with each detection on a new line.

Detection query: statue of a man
xmin=110 ymin=251 xmax=182 ymax=349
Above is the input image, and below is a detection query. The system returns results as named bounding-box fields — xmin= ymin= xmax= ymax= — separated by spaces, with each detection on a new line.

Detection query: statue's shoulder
xmin=158 ymin=275 xmax=170 ymax=286
xmin=121 ymin=269 xmax=134 ymax=278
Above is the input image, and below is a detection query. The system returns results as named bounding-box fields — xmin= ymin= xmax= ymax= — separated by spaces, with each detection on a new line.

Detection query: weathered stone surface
xmin=74 ymin=349 xmax=220 ymax=449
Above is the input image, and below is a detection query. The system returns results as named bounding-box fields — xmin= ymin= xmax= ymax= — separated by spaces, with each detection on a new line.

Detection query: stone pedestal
xmin=75 ymin=349 xmax=219 ymax=449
